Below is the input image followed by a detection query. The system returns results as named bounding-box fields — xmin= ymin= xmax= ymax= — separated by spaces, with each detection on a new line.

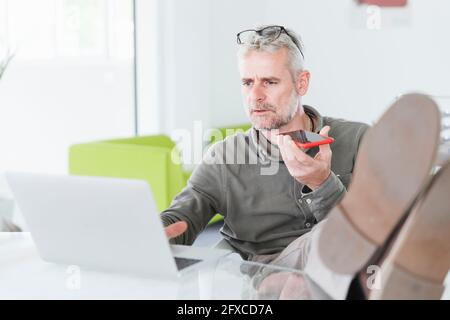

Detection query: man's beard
xmin=247 ymin=92 xmax=299 ymax=130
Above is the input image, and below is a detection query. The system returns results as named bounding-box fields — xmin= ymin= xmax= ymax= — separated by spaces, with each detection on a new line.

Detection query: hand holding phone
xmin=277 ymin=126 xmax=333 ymax=191
xmin=279 ymin=129 xmax=334 ymax=149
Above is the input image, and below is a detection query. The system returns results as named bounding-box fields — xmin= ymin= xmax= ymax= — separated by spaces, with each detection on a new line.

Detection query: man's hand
xmin=164 ymin=221 xmax=188 ymax=239
xmin=277 ymin=126 xmax=332 ymax=191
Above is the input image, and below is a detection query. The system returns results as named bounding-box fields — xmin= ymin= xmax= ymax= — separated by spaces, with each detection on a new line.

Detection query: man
xmin=161 ymin=25 xmax=450 ymax=300
xmin=162 ymin=25 xmax=369 ymax=264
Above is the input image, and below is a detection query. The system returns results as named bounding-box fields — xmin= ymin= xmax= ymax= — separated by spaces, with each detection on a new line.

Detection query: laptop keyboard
xmin=174 ymin=257 xmax=202 ymax=270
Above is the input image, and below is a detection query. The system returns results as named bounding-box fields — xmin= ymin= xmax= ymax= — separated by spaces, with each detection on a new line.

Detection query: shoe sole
xmin=370 ymin=161 xmax=450 ymax=300
xmin=318 ymin=93 xmax=441 ymax=275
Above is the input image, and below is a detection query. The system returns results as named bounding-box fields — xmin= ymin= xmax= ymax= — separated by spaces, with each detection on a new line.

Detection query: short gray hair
xmin=237 ymin=25 xmax=305 ymax=80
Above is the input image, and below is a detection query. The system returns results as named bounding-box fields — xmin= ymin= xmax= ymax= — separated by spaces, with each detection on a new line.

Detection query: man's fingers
xmin=318 ymin=126 xmax=332 ymax=156
xmin=165 ymin=221 xmax=188 ymax=239
xmin=277 ymin=135 xmax=293 ymax=161
xmin=319 ymin=125 xmax=330 ymax=136
xmin=282 ymin=135 xmax=313 ymax=165
xmin=275 ymin=133 xmax=283 ymax=146
xmin=278 ymin=135 xmax=313 ymax=167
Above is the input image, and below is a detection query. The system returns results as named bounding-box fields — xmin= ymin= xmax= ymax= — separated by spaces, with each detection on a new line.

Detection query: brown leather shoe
xmin=318 ymin=93 xmax=441 ymax=275
xmin=369 ymin=161 xmax=450 ymax=299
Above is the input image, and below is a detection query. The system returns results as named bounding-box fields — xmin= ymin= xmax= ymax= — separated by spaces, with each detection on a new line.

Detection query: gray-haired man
xmin=160 ymin=25 xmax=450 ymax=300
xmin=162 ymin=25 xmax=368 ymax=269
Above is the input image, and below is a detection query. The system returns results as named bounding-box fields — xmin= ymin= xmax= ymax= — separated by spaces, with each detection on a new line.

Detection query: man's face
xmin=239 ymin=48 xmax=299 ymax=130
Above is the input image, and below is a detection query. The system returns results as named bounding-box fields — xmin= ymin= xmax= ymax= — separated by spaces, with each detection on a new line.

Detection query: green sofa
xmin=69 ymin=124 xmax=251 ymax=226
xmin=69 ymin=134 xmax=223 ymax=225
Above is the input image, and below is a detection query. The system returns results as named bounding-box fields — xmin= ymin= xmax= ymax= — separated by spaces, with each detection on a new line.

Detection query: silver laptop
xmin=5 ymin=172 xmax=230 ymax=279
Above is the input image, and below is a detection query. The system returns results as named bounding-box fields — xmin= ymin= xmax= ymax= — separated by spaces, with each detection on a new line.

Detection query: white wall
xmin=264 ymin=0 xmax=450 ymax=123
xmin=135 ymin=0 xmax=160 ymax=135
xmin=0 ymin=61 xmax=134 ymax=173
xmin=158 ymin=0 xmax=212 ymax=134
xmin=2 ymin=0 xmax=450 ymax=174
xmin=154 ymin=0 xmax=450 ymax=136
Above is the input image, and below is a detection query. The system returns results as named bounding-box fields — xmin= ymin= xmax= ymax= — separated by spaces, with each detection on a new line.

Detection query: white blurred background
xmin=0 ymin=0 xmax=449 ymax=174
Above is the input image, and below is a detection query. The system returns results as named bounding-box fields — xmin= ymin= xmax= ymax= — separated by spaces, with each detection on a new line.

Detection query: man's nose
xmin=249 ymin=84 xmax=266 ymax=104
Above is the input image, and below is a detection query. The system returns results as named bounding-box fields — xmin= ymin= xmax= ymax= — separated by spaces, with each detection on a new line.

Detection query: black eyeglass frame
xmin=236 ymin=25 xmax=304 ymax=59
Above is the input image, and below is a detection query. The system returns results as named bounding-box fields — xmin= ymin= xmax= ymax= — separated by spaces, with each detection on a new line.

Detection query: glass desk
xmin=0 ymin=232 xmax=314 ymax=300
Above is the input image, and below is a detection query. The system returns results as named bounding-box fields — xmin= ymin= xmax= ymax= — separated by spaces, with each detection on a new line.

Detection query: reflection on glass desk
xmin=0 ymin=232 xmax=313 ymax=300
xmin=2 ymin=232 xmax=449 ymax=300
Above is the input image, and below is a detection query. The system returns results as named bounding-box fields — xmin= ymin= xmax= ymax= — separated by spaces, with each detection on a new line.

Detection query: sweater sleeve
xmin=160 ymin=143 xmax=225 ymax=245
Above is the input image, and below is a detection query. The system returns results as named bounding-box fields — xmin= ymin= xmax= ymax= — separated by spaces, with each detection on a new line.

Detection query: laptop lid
xmin=6 ymin=172 xmax=181 ymax=279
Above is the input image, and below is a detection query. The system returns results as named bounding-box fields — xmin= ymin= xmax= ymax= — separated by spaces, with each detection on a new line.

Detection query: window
xmin=0 ymin=0 xmax=136 ymax=174
xmin=0 ymin=0 xmax=133 ymax=60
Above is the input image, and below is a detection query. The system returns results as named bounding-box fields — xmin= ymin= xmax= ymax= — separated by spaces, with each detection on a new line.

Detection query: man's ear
xmin=296 ymin=70 xmax=310 ymax=96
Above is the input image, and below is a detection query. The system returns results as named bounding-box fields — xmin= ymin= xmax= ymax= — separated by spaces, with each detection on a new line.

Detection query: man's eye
xmin=266 ymin=81 xmax=278 ymax=85
xmin=242 ymin=82 xmax=252 ymax=86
